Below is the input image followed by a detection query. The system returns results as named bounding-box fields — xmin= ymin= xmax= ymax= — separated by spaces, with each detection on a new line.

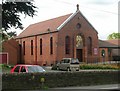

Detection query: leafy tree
xmin=107 ymin=32 xmax=120 ymax=40
xmin=2 ymin=1 xmax=37 ymax=31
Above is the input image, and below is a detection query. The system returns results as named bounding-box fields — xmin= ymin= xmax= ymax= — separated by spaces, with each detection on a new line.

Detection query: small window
xmin=76 ymin=23 xmax=81 ymax=29
xmin=23 ymin=41 xmax=25 ymax=55
xmin=40 ymin=39 xmax=42 ymax=55
xmin=14 ymin=66 xmax=20 ymax=72
xmin=31 ymin=40 xmax=33 ymax=55
xmin=50 ymin=37 xmax=53 ymax=54
xmin=87 ymin=37 xmax=92 ymax=55
xmin=65 ymin=36 xmax=70 ymax=54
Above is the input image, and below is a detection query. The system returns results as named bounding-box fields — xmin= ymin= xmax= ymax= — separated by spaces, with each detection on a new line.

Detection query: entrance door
xmin=76 ymin=49 xmax=82 ymax=62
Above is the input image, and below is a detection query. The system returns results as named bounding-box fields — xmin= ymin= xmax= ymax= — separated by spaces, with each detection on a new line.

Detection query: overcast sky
xmin=4 ymin=0 xmax=120 ymax=40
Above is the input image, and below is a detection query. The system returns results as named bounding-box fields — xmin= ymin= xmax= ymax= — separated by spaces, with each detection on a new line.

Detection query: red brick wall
xmin=16 ymin=12 xmax=100 ymax=65
xmin=17 ymin=32 xmax=58 ymax=66
xmin=57 ymin=12 xmax=99 ymax=63
xmin=2 ymin=39 xmax=20 ymax=65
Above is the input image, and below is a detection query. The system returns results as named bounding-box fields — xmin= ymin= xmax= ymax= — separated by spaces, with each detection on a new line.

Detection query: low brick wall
xmin=2 ymin=71 xmax=119 ymax=90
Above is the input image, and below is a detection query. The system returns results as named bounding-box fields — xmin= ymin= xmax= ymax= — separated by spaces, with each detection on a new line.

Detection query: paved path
xmin=51 ymin=84 xmax=120 ymax=90
xmin=12 ymin=84 xmax=119 ymax=91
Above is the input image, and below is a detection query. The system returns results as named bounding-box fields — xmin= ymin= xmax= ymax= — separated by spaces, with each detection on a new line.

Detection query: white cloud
xmin=9 ymin=0 xmax=119 ymax=40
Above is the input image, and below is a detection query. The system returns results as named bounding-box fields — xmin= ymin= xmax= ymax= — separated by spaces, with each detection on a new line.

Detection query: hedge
xmin=52 ymin=63 xmax=120 ymax=70
xmin=2 ymin=71 xmax=119 ymax=90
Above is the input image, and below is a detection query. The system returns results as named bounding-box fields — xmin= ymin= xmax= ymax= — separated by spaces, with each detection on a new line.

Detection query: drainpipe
xmin=35 ymin=36 xmax=37 ymax=64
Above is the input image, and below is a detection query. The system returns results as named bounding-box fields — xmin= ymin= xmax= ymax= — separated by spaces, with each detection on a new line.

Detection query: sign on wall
xmin=94 ymin=48 xmax=98 ymax=55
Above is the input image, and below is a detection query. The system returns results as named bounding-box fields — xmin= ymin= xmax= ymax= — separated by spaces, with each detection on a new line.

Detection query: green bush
xmin=51 ymin=63 xmax=119 ymax=70
xmin=0 ymin=64 xmax=14 ymax=69
xmin=80 ymin=64 xmax=119 ymax=70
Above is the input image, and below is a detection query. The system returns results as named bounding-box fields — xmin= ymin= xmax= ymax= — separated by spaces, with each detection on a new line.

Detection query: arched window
xmin=65 ymin=36 xmax=70 ymax=54
xmin=40 ymin=38 xmax=42 ymax=55
xmin=101 ymin=49 xmax=105 ymax=57
xmin=87 ymin=37 xmax=92 ymax=55
xmin=50 ymin=37 xmax=53 ymax=54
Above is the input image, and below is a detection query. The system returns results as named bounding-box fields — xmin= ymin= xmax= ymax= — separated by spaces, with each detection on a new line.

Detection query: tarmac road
xmin=5 ymin=84 xmax=119 ymax=91
xmin=51 ymin=84 xmax=120 ymax=90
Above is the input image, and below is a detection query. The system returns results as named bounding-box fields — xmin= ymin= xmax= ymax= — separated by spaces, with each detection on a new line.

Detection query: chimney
xmin=76 ymin=4 xmax=79 ymax=11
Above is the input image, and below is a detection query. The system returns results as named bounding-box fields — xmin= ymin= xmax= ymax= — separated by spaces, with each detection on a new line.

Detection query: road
xmin=9 ymin=84 xmax=119 ymax=91
xmin=51 ymin=84 xmax=119 ymax=90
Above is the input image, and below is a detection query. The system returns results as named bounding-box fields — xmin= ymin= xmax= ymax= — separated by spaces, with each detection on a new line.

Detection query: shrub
xmin=80 ymin=64 xmax=119 ymax=70
xmin=2 ymin=71 xmax=119 ymax=90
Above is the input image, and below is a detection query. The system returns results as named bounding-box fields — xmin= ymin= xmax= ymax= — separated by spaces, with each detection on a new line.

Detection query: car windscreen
xmin=27 ymin=66 xmax=45 ymax=72
xmin=71 ymin=59 xmax=79 ymax=64
xmin=63 ymin=59 xmax=70 ymax=63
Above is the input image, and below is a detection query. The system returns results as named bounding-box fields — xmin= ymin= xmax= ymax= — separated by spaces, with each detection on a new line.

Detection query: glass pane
xmin=27 ymin=66 xmax=45 ymax=72
xmin=14 ymin=66 xmax=20 ymax=72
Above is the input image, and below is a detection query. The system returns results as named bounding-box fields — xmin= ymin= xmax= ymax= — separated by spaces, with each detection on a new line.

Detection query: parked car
xmin=10 ymin=64 xmax=45 ymax=73
xmin=56 ymin=58 xmax=80 ymax=71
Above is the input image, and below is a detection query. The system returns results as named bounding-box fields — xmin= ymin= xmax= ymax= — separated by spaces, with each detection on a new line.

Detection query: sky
xmin=3 ymin=0 xmax=120 ymax=40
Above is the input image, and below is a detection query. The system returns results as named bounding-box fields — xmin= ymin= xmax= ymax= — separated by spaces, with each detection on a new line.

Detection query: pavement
xmin=51 ymin=84 xmax=120 ymax=90
xmin=4 ymin=84 xmax=119 ymax=91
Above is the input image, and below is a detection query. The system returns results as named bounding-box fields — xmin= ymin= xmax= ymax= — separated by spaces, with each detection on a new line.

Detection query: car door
xmin=59 ymin=60 xmax=64 ymax=70
xmin=64 ymin=59 xmax=70 ymax=70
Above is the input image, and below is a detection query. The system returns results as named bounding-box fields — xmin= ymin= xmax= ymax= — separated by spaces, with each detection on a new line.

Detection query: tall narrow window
xmin=50 ymin=37 xmax=53 ymax=54
xmin=65 ymin=36 xmax=70 ymax=54
xmin=31 ymin=40 xmax=33 ymax=55
xmin=23 ymin=41 xmax=25 ymax=55
xmin=87 ymin=37 xmax=92 ymax=55
xmin=40 ymin=38 xmax=42 ymax=55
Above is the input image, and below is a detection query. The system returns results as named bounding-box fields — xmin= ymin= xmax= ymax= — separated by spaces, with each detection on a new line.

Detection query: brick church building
xmin=16 ymin=5 xmax=99 ymax=66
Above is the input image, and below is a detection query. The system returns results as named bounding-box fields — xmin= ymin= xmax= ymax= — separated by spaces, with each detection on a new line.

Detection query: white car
xmin=57 ymin=58 xmax=80 ymax=71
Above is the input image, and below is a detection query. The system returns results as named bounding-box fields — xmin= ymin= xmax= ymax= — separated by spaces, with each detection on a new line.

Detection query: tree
xmin=107 ymin=32 xmax=120 ymax=40
xmin=2 ymin=1 xmax=37 ymax=31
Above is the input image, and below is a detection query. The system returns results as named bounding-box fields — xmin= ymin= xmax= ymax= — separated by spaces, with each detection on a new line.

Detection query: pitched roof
xmin=106 ymin=39 xmax=120 ymax=46
xmin=17 ymin=9 xmax=98 ymax=38
xmin=99 ymin=40 xmax=120 ymax=48
xmin=17 ymin=13 xmax=72 ymax=38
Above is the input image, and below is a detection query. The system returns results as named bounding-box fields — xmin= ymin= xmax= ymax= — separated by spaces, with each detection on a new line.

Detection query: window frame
xmin=23 ymin=41 xmax=25 ymax=55
xmin=31 ymin=40 xmax=33 ymax=55
xmin=87 ymin=37 xmax=92 ymax=55
xmin=40 ymin=38 xmax=42 ymax=55
xmin=50 ymin=37 xmax=53 ymax=54
xmin=65 ymin=36 xmax=70 ymax=54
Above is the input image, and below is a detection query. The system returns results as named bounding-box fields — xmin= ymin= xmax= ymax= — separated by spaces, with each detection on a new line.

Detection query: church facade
xmin=16 ymin=6 xmax=99 ymax=66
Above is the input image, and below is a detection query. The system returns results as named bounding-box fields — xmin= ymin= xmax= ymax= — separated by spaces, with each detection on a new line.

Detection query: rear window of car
xmin=27 ymin=66 xmax=45 ymax=72
xmin=14 ymin=66 xmax=20 ymax=72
